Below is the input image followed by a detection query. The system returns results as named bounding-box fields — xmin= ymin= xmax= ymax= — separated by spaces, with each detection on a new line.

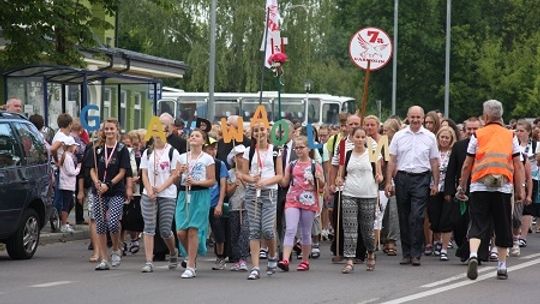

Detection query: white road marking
xmin=29 ymin=281 xmax=74 ymax=288
xmin=377 ymin=257 xmax=540 ymax=304
xmin=357 ymin=298 xmax=380 ymax=304
xmin=519 ymin=252 xmax=540 ymax=260
xmin=420 ymin=266 xmax=495 ymax=288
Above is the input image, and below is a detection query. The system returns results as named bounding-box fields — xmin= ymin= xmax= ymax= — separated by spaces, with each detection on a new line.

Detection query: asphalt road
xmin=1 ymin=234 xmax=539 ymax=304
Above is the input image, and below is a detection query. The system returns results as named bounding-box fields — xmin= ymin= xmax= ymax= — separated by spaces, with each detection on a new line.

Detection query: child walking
xmin=175 ymin=129 xmax=215 ymax=279
xmin=58 ymin=136 xmax=82 ymax=233
xmin=278 ymin=136 xmax=324 ymax=272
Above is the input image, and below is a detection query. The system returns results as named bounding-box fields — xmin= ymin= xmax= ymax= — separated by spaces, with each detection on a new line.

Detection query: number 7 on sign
xmin=367 ymin=31 xmax=383 ymax=43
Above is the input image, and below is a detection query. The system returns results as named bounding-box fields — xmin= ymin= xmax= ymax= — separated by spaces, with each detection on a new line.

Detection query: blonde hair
xmin=436 ymin=126 xmax=457 ymax=149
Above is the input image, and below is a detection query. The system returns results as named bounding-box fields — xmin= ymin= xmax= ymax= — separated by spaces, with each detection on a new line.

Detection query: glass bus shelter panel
xmin=272 ymin=100 xmax=306 ymax=123
xmin=47 ymin=83 xmax=63 ymax=129
xmin=307 ymin=98 xmax=321 ymax=124
xmin=214 ymin=100 xmax=240 ymax=122
xmin=322 ymin=102 xmax=340 ymax=125
xmin=6 ymin=78 xmax=44 ymax=120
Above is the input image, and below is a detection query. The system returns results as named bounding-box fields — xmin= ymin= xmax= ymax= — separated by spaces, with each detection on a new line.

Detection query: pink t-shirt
xmin=285 ymin=160 xmax=323 ymax=212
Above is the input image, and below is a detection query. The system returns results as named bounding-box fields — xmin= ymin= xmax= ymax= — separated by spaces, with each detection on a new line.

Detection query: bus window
xmin=241 ymin=100 xmax=272 ymax=122
xmin=342 ymin=99 xmax=357 ymax=114
xmin=322 ymin=102 xmax=340 ymax=125
xmin=158 ymin=99 xmax=175 ymax=117
xmin=215 ymin=101 xmax=239 ymax=122
xmin=273 ymin=100 xmax=305 ymax=123
xmin=307 ymin=98 xmax=321 ymax=124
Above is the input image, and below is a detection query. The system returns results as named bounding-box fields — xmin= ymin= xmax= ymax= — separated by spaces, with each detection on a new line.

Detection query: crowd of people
xmin=4 ymin=96 xmax=539 ymax=281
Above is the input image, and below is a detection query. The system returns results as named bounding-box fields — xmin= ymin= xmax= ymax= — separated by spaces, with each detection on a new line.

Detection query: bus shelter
xmin=3 ymin=64 xmax=162 ymax=130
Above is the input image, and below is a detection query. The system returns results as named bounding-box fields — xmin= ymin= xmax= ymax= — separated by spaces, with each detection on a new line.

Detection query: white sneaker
xmin=60 ymin=224 xmax=74 ymax=234
xmin=111 ymin=250 xmax=122 ymax=267
xmin=95 ymin=259 xmax=110 ymax=271
xmin=181 ymin=267 xmax=196 ymax=279
xmin=510 ymin=242 xmax=520 ymax=257
xmin=141 ymin=262 xmax=154 ymax=273
xmin=239 ymin=259 xmax=248 ymax=271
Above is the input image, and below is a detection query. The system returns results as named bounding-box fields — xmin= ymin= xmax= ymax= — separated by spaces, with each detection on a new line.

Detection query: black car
xmin=0 ymin=111 xmax=52 ymax=259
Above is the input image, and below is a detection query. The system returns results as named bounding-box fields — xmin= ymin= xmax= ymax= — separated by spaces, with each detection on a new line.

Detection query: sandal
xmin=247 ymin=267 xmax=261 ymax=280
xmin=277 ymin=259 xmax=290 ymax=272
xmin=341 ymin=263 xmax=354 ymax=274
xmin=297 ymin=261 xmax=310 ymax=271
xmin=489 ymin=251 xmax=499 ymax=262
xmin=424 ymin=244 xmax=433 ymax=256
xmin=386 ymin=248 xmax=397 ymax=256
xmin=181 ymin=267 xmax=196 ymax=279
xmin=129 ymin=239 xmax=140 ymax=254
xmin=366 ymin=254 xmax=376 ymax=271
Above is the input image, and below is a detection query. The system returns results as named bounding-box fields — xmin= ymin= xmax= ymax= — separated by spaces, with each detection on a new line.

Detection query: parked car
xmin=0 ymin=111 xmax=53 ymax=259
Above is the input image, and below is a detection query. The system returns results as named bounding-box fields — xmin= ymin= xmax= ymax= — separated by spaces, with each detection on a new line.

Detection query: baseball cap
xmin=205 ymin=137 xmax=217 ymax=146
xmin=227 ymin=144 xmax=246 ymax=167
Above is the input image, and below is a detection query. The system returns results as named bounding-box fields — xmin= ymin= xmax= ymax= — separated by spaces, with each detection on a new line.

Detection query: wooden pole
xmin=359 ymin=60 xmax=371 ymax=125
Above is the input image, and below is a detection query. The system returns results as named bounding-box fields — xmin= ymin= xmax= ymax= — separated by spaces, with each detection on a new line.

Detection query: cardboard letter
xmin=144 ymin=116 xmax=167 ymax=142
xmin=80 ymin=104 xmax=101 ymax=132
xmin=250 ymin=105 xmax=270 ymax=129
xmin=220 ymin=117 xmax=244 ymax=143
xmin=307 ymin=124 xmax=323 ymax=149
xmin=270 ymin=119 xmax=289 ymax=146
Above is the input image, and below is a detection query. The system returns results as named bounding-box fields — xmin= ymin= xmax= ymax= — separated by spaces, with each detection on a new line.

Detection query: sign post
xmin=348 ymin=27 xmax=392 ymax=122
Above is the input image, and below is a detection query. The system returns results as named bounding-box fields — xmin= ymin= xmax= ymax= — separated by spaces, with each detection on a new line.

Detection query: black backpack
xmin=344 ymin=149 xmax=376 ymax=179
xmin=146 ymin=145 xmax=176 ymax=163
xmin=288 ymin=159 xmax=317 ymax=187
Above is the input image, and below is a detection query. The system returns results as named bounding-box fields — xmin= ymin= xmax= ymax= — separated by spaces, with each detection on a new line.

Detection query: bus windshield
xmin=272 ymin=100 xmax=305 ymax=122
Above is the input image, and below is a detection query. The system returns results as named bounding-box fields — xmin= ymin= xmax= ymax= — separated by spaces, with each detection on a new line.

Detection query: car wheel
xmin=6 ymin=209 xmax=40 ymax=260
xmin=49 ymin=208 xmax=60 ymax=232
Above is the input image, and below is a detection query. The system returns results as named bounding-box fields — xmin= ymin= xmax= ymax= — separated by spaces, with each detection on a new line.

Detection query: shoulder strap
xmin=533 ymin=140 xmax=537 ymax=155
xmin=344 ymin=150 xmax=353 ymax=178
xmin=273 ymin=145 xmax=280 ymax=174
xmin=248 ymin=145 xmax=256 ymax=170
xmin=214 ymin=158 xmax=221 ymax=184
xmin=168 ymin=146 xmax=175 ymax=162
xmin=289 ymin=159 xmax=298 ymax=186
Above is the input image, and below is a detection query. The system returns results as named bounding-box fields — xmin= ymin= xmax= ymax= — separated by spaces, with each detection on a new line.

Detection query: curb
xmin=40 ymin=228 xmax=90 ymax=245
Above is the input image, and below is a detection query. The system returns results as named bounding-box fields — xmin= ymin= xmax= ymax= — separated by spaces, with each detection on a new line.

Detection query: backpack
xmin=146 ymin=144 xmax=175 ymax=163
xmin=248 ymin=144 xmax=280 ymax=174
xmin=344 ymin=149 xmax=376 ymax=180
xmin=213 ymin=158 xmax=224 ymax=185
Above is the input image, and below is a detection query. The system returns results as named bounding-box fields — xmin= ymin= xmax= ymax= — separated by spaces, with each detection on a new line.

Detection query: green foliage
xmin=0 ymin=0 xmax=119 ymax=69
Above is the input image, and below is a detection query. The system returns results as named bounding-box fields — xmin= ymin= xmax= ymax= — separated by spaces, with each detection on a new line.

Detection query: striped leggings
xmin=342 ymin=195 xmax=377 ymax=258
xmin=141 ymin=195 xmax=176 ymax=239
xmin=245 ymin=186 xmax=277 ymax=240
xmin=90 ymin=192 xmax=124 ymax=235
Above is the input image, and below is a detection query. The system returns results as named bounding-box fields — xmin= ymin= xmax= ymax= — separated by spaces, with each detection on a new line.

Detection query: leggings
xmin=229 ymin=210 xmax=250 ymax=262
xmin=283 ymin=208 xmax=315 ymax=247
xmin=342 ymin=195 xmax=377 ymax=258
xmin=141 ymin=195 xmax=176 ymax=239
xmin=245 ymin=186 xmax=277 ymax=240
xmin=90 ymin=191 xmax=124 ymax=235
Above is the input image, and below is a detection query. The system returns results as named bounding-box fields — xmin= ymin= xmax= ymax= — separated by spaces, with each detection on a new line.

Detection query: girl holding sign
xmin=239 ymin=121 xmax=283 ymax=280
xmin=175 ymin=129 xmax=215 ymax=279
xmin=87 ymin=118 xmax=131 ymax=271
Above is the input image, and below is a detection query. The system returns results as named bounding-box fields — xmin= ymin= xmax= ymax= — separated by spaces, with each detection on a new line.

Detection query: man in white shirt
xmin=385 ymin=106 xmax=440 ymax=266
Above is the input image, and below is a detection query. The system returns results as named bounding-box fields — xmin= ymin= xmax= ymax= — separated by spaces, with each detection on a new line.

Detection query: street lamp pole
xmin=444 ymin=0 xmax=451 ymax=117
xmin=208 ymin=0 xmax=217 ymax=122
xmin=391 ymin=0 xmax=398 ymax=115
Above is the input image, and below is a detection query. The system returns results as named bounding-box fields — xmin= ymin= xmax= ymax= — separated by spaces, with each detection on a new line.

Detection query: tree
xmin=0 ymin=0 xmax=118 ymax=69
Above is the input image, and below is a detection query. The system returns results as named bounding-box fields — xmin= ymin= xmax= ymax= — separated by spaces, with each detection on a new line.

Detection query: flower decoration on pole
xmin=268 ymin=52 xmax=288 ymax=77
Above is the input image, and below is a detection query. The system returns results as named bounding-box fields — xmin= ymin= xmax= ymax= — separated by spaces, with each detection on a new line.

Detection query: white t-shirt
xmin=343 ymin=150 xmax=378 ymax=198
xmin=52 ymin=131 xmax=71 ymax=163
xmin=243 ymin=144 xmax=279 ymax=190
xmin=177 ymin=151 xmax=214 ymax=186
xmin=140 ymin=145 xmax=180 ymax=198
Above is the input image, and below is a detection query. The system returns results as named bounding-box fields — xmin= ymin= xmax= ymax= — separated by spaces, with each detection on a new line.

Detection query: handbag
xmin=122 ymin=197 xmax=144 ymax=232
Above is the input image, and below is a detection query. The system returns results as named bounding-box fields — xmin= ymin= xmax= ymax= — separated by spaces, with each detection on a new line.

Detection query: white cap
xmin=227 ymin=144 xmax=246 ymax=167
xmin=61 ymin=136 xmax=79 ymax=146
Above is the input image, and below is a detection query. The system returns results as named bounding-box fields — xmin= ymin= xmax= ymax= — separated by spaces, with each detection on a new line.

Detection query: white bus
xmin=157 ymin=87 xmax=357 ymax=125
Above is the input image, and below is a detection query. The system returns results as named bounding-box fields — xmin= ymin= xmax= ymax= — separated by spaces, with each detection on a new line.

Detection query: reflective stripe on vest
xmin=471 ymin=124 xmax=514 ymax=183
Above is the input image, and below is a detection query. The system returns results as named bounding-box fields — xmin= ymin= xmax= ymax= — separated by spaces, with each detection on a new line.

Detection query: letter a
xmin=144 ymin=116 xmax=167 ymax=142
xmin=250 ymin=105 xmax=270 ymax=129
xmin=220 ymin=117 xmax=244 ymax=144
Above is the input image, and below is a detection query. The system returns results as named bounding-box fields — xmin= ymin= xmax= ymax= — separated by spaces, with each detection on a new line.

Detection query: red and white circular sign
xmin=349 ymin=27 xmax=392 ymax=71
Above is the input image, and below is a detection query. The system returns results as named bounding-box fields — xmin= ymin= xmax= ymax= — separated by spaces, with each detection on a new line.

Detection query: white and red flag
xmin=261 ymin=0 xmax=282 ymax=69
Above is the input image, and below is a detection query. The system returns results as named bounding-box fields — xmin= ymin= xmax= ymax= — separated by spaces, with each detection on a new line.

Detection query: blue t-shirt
xmin=210 ymin=159 xmax=229 ymax=207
